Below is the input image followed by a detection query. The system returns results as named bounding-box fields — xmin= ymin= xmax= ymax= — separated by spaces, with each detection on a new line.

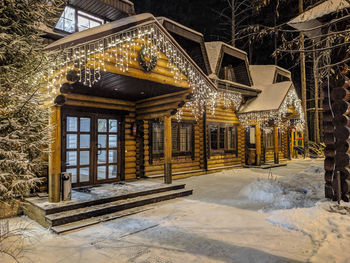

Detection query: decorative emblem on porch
xmin=138 ymin=45 xmax=158 ymax=72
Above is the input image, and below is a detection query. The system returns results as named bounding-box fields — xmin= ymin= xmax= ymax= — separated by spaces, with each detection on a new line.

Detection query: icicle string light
xmin=45 ymin=23 xmax=240 ymax=119
xmin=238 ymin=88 xmax=305 ymax=131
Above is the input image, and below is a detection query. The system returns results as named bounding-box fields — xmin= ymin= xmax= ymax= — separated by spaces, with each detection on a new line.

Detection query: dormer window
xmin=275 ymin=73 xmax=290 ymax=83
xmin=219 ymin=65 xmax=236 ymax=82
xmin=55 ymin=6 xmax=105 ymax=33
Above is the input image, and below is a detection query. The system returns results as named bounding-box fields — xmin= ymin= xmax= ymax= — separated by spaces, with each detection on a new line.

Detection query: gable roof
xmin=45 ymin=13 xmax=217 ymax=94
xmin=239 ymin=81 xmax=293 ymax=113
xmin=67 ymin=0 xmax=135 ymax=21
xmin=249 ymin=65 xmax=291 ymax=86
xmin=289 ymin=0 xmax=349 ymax=24
xmin=287 ymin=0 xmax=350 ymax=38
xmin=157 ymin=17 xmax=211 ymax=75
xmin=205 ymin=41 xmax=249 ymax=75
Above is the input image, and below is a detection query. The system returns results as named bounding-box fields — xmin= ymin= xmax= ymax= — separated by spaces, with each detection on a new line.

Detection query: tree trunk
xmin=231 ymin=0 xmax=235 ymax=46
xmin=299 ymin=0 xmax=309 ymax=157
xmin=313 ymin=43 xmax=320 ymax=144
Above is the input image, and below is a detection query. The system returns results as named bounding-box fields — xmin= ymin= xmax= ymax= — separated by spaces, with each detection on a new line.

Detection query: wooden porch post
xmin=163 ymin=116 xmax=172 ymax=184
xmin=273 ymin=125 xmax=279 ymax=164
xmin=255 ymin=124 xmax=261 ymax=166
xmin=49 ymin=105 xmax=61 ymax=203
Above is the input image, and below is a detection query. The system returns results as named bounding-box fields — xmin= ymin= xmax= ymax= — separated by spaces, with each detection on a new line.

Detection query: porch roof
xmin=45 ymin=13 xmax=217 ymax=107
xmin=249 ymin=65 xmax=291 ymax=86
xmin=239 ymin=81 xmax=293 ymax=113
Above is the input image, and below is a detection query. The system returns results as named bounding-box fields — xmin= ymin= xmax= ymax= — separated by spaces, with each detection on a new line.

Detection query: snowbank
xmin=267 ymin=202 xmax=350 ymax=262
xmin=239 ymin=164 xmax=325 ymax=210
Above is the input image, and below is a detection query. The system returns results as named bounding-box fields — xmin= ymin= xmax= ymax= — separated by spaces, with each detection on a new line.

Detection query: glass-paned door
xmin=96 ymin=118 xmax=118 ymax=181
xmin=64 ymin=116 xmax=92 ymax=186
xmin=62 ymin=111 xmax=121 ymax=187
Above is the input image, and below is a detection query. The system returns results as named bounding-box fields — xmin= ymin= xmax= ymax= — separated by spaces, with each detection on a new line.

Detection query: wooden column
xmin=273 ymin=126 xmax=279 ymax=164
xmin=163 ymin=116 xmax=172 ymax=184
xmin=255 ymin=124 xmax=261 ymax=166
xmin=49 ymin=105 xmax=61 ymax=203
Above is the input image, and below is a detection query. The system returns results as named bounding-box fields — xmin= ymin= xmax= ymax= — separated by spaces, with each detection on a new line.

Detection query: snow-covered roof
xmin=288 ymin=0 xmax=350 ymax=38
xmin=205 ymin=41 xmax=248 ymax=74
xmin=157 ymin=17 xmax=204 ymax=37
xmin=239 ymin=81 xmax=293 ymax=113
xmin=289 ymin=0 xmax=350 ymax=24
xmin=205 ymin=42 xmax=222 ymax=74
xmin=249 ymin=65 xmax=291 ymax=86
xmin=45 ymin=13 xmax=154 ymax=50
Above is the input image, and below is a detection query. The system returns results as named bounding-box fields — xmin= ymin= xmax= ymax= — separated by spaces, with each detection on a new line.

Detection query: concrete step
xmin=51 ymin=206 xmax=154 ymax=234
xmin=44 ymin=184 xmax=186 ymax=215
xmin=46 ymin=189 xmax=193 ymax=227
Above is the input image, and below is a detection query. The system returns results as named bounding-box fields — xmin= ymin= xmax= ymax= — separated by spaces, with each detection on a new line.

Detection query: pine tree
xmin=0 ymin=0 xmax=63 ymax=201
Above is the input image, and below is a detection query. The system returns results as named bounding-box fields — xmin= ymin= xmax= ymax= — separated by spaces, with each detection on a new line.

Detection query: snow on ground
xmin=1 ymin=159 xmax=350 ymax=263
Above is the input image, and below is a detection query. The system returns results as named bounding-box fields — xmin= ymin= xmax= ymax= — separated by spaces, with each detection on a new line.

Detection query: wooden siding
xmin=206 ymin=99 xmax=244 ymax=170
xmin=142 ymin=107 xmax=204 ymax=177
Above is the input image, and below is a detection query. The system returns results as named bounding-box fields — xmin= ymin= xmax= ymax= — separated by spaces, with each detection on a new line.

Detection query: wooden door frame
xmin=61 ymin=106 xmax=126 ymax=187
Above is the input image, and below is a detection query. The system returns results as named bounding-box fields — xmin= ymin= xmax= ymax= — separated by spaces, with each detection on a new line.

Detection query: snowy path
xmin=1 ymin=159 xmax=350 ymax=263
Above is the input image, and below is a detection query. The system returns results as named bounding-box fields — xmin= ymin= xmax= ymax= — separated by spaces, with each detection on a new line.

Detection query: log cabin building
xmin=39 ymin=0 xmax=304 ymax=201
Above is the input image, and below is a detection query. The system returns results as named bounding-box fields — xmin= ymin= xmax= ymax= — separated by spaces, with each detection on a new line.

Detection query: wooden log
xmin=163 ymin=116 xmax=172 ymax=184
xmin=324 ymin=145 xmax=336 ymax=157
xmin=66 ymin=70 xmax=80 ymax=82
xmin=331 ymin=87 xmax=350 ymax=100
xmin=335 ymin=152 xmax=349 ymax=168
xmin=335 ymin=141 xmax=349 ymax=153
xmin=333 ymin=115 xmax=350 ymax=127
xmin=334 ymin=126 xmax=350 ymax=141
xmin=332 ymin=100 xmax=350 ymax=115
xmin=87 ymin=61 xmax=190 ymax=89
xmin=325 ymin=182 xmax=334 ymax=199
xmin=324 ymin=132 xmax=335 ymax=145
xmin=325 ymin=171 xmax=333 ymax=183
xmin=323 ymin=112 xmax=333 ymax=122
xmin=48 ymin=106 xmax=61 ymax=203
xmin=54 ymin=95 xmax=66 ymax=106
xmin=324 ymin=157 xmax=335 ymax=171
xmin=60 ymin=83 xmax=74 ymax=94
xmin=64 ymin=93 xmax=135 ymax=107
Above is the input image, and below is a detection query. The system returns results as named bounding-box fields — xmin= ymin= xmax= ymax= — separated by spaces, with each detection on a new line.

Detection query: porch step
xmin=45 ymin=188 xmax=193 ymax=228
xmin=51 ymin=206 xmax=154 ymax=234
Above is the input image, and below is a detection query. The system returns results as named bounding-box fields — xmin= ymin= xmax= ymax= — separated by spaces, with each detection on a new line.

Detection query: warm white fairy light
xmin=45 ymin=23 xmax=232 ymax=119
xmin=238 ymin=88 xmax=305 ymax=132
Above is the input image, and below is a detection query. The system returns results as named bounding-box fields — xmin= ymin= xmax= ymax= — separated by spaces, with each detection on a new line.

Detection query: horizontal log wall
xmin=143 ymin=107 xmax=203 ymax=177
xmin=61 ymin=93 xmax=138 ymax=180
xmin=206 ymin=100 xmax=244 ymax=170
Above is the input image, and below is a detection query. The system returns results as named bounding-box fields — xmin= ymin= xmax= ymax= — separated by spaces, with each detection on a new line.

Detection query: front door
xmin=62 ymin=111 xmax=121 ymax=187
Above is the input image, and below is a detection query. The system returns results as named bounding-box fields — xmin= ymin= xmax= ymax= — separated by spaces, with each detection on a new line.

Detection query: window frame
xmin=263 ymin=131 xmax=274 ymax=150
xmin=171 ymin=121 xmax=195 ymax=158
xmin=208 ymin=123 xmax=238 ymax=155
xmin=149 ymin=120 xmax=195 ymax=162
xmin=55 ymin=6 xmax=106 ymax=34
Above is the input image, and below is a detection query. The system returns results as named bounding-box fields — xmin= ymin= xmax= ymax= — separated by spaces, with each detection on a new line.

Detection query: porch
xmin=24 ymin=179 xmax=192 ymax=234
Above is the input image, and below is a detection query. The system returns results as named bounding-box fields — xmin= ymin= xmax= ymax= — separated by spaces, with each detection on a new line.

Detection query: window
xmin=264 ymin=132 xmax=274 ymax=149
xmin=172 ymin=122 xmax=193 ymax=154
xmin=77 ymin=11 xmax=104 ymax=32
xmin=275 ymin=73 xmax=290 ymax=83
xmin=219 ymin=65 xmax=236 ymax=82
xmin=152 ymin=122 xmax=164 ymax=155
xmin=209 ymin=124 xmax=238 ymax=153
xmin=56 ymin=6 xmax=104 ymax=33
xmin=56 ymin=6 xmax=76 ymax=33
xmin=150 ymin=121 xmax=193 ymax=157
xmin=227 ymin=127 xmax=237 ymax=150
